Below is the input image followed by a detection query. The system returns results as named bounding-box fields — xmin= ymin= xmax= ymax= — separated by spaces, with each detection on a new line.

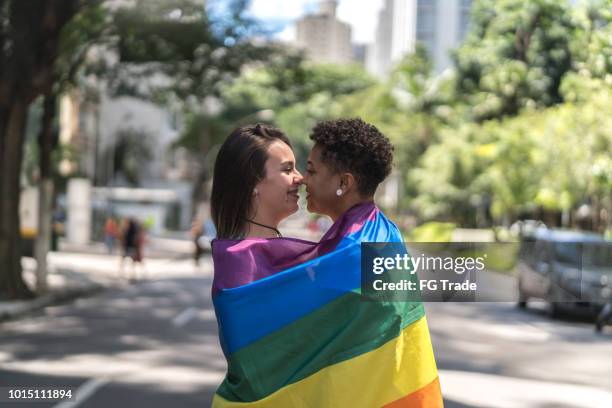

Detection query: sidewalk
xmin=0 ymin=217 xmax=313 ymax=323
xmin=0 ymin=236 xmax=207 ymax=322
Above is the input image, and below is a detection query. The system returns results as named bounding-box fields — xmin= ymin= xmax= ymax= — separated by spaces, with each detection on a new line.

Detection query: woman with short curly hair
xmin=304 ymin=117 xmax=394 ymax=220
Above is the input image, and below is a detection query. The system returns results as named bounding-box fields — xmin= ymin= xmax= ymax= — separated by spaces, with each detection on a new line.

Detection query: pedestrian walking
xmin=119 ymin=218 xmax=146 ymax=281
xmin=191 ymin=217 xmax=204 ymax=266
xmin=104 ymin=216 xmax=118 ymax=254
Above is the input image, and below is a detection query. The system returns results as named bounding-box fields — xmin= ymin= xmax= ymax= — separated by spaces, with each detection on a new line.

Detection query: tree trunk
xmin=0 ymin=0 xmax=83 ymax=300
xmin=34 ymin=93 xmax=57 ymax=294
xmin=0 ymin=99 xmax=35 ymax=300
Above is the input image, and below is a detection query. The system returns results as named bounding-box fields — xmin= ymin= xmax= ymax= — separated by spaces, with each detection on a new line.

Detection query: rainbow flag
xmin=211 ymin=202 xmax=442 ymax=407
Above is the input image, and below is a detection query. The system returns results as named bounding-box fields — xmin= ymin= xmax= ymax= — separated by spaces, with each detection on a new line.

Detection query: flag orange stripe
xmin=383 ymin=377 xmax=443 ymax=408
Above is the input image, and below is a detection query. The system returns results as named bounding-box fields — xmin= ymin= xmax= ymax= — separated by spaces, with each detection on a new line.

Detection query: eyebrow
xmin=280 ymin=161 xmax=294 ymax=166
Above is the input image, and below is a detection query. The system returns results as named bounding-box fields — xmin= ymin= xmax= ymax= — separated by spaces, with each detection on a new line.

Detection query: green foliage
xmin=177 ymin=56 xmax=377 ymax=165
xmin=410 ymin=124 xmax=488 ymax=222
xmin=412 ymin=84 xmax=612 ymax=226
xmin=454 ymin=0 xmax=577 ymax=120
xmin=472 ymin=243 xmax=520 ymax=272
xmin=161 ymin=0 xmax=612 ymax=231
xmin=108 ymin=0 xmax=272 ymax=102
xmin=57 ymin=4 xmax=109 ymax=89
xmin=389 ymin=43 xmax=444 ymax=114
xmin=405 ymin=222 xmax=456 ymax=243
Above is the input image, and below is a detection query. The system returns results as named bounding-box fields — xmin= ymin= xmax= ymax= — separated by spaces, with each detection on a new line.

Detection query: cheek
xmin=259 ymin=175 xmax=290 ymax=199
xmin=311 ymin=178 xmax=332 ymax=200
xmin=311 ymin=175 xmax=325 ymax=193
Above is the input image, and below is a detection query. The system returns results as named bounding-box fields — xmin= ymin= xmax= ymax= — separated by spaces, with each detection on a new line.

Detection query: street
xmin=0 ymin=257 xmax=222 ymax=407
xmin=1 ymin=253 xmax=612 ymax=408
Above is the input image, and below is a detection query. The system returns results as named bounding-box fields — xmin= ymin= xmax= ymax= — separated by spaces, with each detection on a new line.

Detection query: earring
xmin=336 ymin=188 xmax=343 ymax=196
xmin=253 ymin=188 xmax=258 ymax=195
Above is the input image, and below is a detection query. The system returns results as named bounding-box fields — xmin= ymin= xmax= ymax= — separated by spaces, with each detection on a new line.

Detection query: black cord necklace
xmin=243 ymin=218 xmax=282 ymax=238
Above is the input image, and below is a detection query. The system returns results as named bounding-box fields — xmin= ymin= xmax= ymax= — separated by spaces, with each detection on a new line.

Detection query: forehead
xmin=266 ymin=140 xmax=294 ymax=163
xmin=307 ymin=144 xmax=323 ymax=164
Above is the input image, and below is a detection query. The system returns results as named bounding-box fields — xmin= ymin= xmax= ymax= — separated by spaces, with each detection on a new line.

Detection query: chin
xmin=287 ymin=202 xmax=299 ymax=215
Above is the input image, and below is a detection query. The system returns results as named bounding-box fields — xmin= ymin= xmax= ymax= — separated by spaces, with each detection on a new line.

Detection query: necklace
xmin=244 ymin=218 xmax=282 ymax=238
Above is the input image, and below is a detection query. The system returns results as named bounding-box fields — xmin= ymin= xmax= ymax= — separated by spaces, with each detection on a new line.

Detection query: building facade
xmin=367 ymin=0 xmax=472 ymax=77
xmin=295 ymin=1 xmax=353 ymax=64
xmin=58 ymin=82 xmax=193 ymax=235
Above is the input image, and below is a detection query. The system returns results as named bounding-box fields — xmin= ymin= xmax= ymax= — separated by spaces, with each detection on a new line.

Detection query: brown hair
xmin=211 ymin=123 xmax=292 ymax=239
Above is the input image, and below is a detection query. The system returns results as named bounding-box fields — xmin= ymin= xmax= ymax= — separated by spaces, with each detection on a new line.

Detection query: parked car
xmin=516 ymin=229 xmax=612 ymax=318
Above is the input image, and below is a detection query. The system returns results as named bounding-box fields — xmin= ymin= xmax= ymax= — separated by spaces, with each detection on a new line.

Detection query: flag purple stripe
xmin=211 ymin=202 xmax=378 ymax=295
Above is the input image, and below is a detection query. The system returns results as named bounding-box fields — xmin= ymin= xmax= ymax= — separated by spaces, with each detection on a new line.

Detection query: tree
xmin=174 ymin=55 xmax=376 ymax=186
xmin=406 ymin=0 xmax=612 ymax=228
xmin=0 ymin=0 xmax=93 ymax=300
xmin=410 ymin=124 xmax=489 ymax=224
xmin=107 ymin=0 xmax=271 ymax=104
xmin=1 ymin=0 xmax=263 ymax=299
xmin=453 ymin=0 xmax=577 ymax=121
xmin=103 ymin=0 xmax=274 ymax=206
xmin=33 ymin=4 xmax=108 ymax=294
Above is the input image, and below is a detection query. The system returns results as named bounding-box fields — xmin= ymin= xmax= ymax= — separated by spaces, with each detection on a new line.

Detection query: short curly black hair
xmin=310 ymin=118 xmax=394 ymax=196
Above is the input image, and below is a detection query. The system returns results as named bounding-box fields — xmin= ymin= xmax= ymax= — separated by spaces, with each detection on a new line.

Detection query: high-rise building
xmin=295 ymin=0 xmax=353 ymax=64
xmin=366 ymin=0 xmax=394 ymax=77
xmin=367 ymin=0 xmax=473 ymax=77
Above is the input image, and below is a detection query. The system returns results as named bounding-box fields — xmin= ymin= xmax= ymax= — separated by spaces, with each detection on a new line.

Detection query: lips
xmin=288 ymin=189 xmax=300 ymax=199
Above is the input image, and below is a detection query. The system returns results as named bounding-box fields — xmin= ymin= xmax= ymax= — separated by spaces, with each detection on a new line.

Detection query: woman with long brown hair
xmin=210 ymin=123 xmax=303 ymax=240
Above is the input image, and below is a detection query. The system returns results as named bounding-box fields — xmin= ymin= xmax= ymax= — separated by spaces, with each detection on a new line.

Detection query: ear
xmin=339 ymin=173 xmax=357 ymax=193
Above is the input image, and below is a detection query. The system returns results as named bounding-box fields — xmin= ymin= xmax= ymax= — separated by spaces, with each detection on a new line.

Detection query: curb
xmin=0 ymin=284 xmax=105 ymax=322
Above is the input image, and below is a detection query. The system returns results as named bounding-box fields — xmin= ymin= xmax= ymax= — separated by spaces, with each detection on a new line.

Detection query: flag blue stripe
xmin=214 ymin=213 xmax=402 ymax=355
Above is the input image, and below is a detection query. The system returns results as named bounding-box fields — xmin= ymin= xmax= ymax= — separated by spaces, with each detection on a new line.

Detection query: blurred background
xmin=0 ymin=0 xmax=611 ymax=407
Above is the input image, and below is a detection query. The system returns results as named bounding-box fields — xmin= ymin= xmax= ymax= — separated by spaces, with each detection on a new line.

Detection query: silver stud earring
xmin=253 ymin=188 xmax=258 ymax=195
xmin=336 ymin=188 xmax=343 ymax=196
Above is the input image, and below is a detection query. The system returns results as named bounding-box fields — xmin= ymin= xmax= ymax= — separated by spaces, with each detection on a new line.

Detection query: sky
xmin=248 ymin=0 xmax=384 ymax=44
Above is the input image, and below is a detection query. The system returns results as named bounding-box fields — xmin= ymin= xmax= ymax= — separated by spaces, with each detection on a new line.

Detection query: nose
xmin=294 ymin=169 xmax=304 ymax=185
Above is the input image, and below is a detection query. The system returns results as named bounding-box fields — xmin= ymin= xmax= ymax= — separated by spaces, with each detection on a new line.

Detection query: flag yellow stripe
xmin=212 ymin=316 xmax=439 ymax=408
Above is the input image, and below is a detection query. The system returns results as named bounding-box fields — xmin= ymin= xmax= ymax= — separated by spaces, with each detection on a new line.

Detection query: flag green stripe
xmin=216 ymin=292 xmax=425 ymax=402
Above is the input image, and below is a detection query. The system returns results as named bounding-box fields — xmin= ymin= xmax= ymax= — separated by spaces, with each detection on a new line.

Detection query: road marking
xmin=53 ymin=378 xmax=109 ymax=408
xmin=172 ymin=307 xmax=198 ymax=327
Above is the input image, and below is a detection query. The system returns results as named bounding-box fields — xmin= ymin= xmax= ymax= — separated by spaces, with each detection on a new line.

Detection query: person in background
xmin=119 ymin=218 xmax=146 ymax=281
xmin=51 ymin=207 xmax=66 ymax=252
xmin=203 ymin=217 xmax=216 ymax=238
xmin=191 ymin=217 xmax=204 ymax=266
xmin=134 ymin=220 xmax=147 ymax=279
xmin=104 ymin=216 xmax=118 ymax=254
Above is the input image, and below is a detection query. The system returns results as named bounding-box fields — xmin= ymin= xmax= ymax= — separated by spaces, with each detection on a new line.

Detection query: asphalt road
xmin=1 ymin=255 xmax=611 ymax=408
xmin=0 ymin=264 xmax=224 ymax=407
xmin=429 ymin=299 xmax=612 ymax=407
